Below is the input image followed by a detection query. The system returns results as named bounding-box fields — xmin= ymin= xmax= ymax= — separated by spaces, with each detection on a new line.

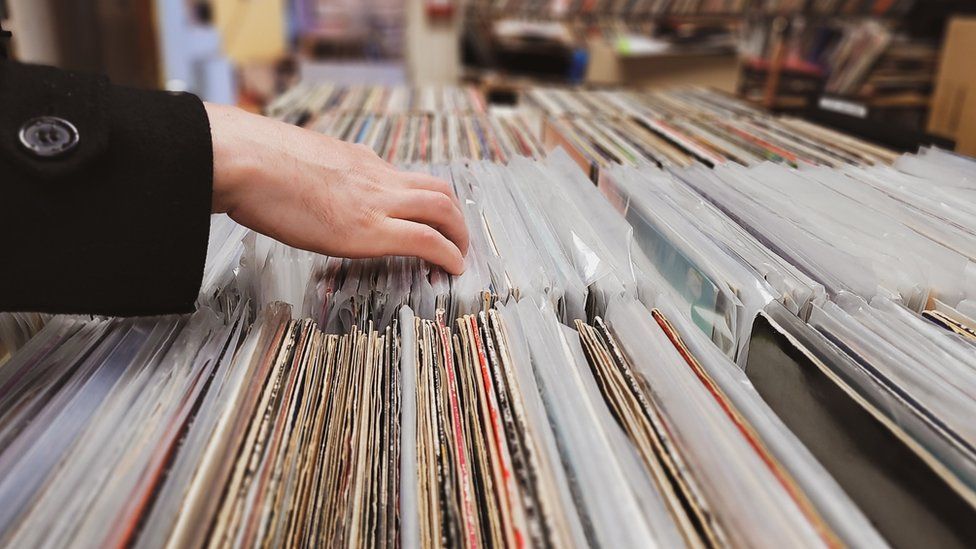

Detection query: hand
xmin=205 ymin=103 xmax=469 ymax=274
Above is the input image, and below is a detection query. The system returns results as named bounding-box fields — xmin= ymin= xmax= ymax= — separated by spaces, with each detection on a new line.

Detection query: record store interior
xmin=6 ymin=0 xmax=976 ymax=547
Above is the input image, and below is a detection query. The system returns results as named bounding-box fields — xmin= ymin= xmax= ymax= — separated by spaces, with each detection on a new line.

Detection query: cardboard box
xmin=584 ymin=37 xmax=739 ymax=92
xmin=928 ymin=17 xmax=976 ymax=156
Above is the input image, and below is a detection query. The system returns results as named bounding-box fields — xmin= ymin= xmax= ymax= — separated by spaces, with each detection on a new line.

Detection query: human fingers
xmin=381 ymin=218 xmax=465 ymax=275
xmin=402 ymin=172 xmax=461 ymax=207
xmin=388 ymin=190 xmax=469 ymax=256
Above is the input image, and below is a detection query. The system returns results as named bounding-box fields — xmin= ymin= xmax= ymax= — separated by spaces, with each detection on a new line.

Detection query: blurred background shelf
xmin=2 ymin=0 xmax=975 ymax=155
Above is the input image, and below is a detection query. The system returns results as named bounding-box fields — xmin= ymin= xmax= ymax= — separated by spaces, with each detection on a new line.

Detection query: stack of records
xmin=267 ymin=84 xmax=488 ymax=122
xmin=529 ymin=86 xmax=899 ymax=171
xmin=312 ymin=111 xmax=546 ymax=164
xmin=270 ymin=82 xmax=901 ymax=170
xmin=3 ymin=82 xmax=976 ymax=547
xmin=824 ymin=21 xmax=893 ymax=95
xmin=0 ymin=290 xmax=885 ymax=548
xmin=268 ymin=84 xmax=545 ymax=164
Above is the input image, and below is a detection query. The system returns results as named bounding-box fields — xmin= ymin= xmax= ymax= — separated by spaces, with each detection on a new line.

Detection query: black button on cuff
xmin=18 ymin=116 xmax=80 ymax=159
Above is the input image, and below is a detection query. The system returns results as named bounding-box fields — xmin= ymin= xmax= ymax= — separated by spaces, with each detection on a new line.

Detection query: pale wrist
xmin=206 ymin=102 xmax=261 ymax=214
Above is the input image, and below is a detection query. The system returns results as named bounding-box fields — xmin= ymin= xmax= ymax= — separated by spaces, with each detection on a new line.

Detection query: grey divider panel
xmin=746 ymin=302 xmax=976 ymax=549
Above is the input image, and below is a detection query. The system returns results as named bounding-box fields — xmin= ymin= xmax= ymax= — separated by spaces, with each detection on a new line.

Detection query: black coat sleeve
xmin=0 ymin=61 xmax=213 ymax=316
